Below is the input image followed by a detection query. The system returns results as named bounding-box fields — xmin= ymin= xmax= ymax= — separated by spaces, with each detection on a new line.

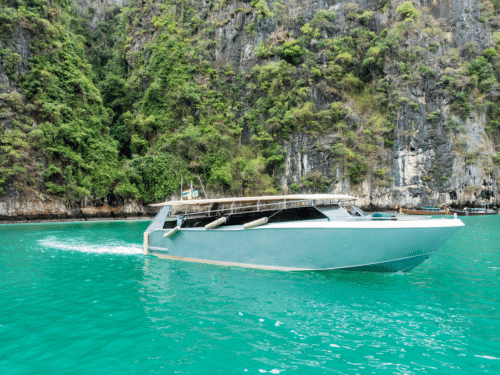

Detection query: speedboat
xmin=143 ymin=194 xmax=464 ymax=272
xmin=449 ymin=203 xmax=498 ymax=216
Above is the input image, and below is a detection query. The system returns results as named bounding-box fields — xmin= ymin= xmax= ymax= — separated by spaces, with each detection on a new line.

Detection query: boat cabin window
xmin=163 ymin=219 xmax=178 ymax=229
xmin=176 ymin=205 xmax=328 ymax=228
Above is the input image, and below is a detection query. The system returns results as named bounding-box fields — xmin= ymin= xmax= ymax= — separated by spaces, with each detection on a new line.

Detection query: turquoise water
xmin=0 ymin=217 xmax=499 ymax=374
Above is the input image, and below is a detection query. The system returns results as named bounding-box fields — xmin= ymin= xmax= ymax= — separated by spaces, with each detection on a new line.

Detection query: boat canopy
xmin=150 ymin=194 xmax=358 ymax=207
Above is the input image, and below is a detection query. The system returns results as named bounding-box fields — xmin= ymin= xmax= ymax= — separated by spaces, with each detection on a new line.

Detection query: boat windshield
xmin=352 ymin=205 xmax=367 ymax=216
xmin=343 ymin=204 xmax=367 ymax=217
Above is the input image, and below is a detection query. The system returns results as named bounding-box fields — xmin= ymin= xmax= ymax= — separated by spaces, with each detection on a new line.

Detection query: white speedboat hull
xmin=145 ymin=219 xmax=464 ymax=272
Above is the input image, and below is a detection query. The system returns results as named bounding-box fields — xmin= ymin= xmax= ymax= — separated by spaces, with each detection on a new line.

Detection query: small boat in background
xmin=449 ymin=203 xmax=498 ymax=216
xmin=395 ymin=205 xmax=449 ymax=215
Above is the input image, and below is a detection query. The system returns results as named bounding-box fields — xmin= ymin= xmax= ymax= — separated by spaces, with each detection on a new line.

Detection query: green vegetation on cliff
xmin=1 ymin=0 xmax=500 ymax=202
xmin=1 ymin=0 xmax=121 ymax=198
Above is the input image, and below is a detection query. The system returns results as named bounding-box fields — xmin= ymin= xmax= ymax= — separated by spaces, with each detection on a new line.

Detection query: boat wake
xmin=38 ymin=237 xmax=142 ymax=255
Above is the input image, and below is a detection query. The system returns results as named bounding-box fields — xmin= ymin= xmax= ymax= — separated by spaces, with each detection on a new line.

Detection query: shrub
xmin=5 ymin=92 xmax=24 ymax=112
xmin=482 ymin=48 xmax=497 ymax=59
xmin=451 ymin=92 xmax=472 ymax=119
xmin=1 ymin=50 xmax=22 ymax=77
xmin=251 ymin=0 xmax=274 ymax=18
xmin=256 ymin=41 xmax=274 ymax=58
xmin=245 ymin=22 xmax=256 ymax=36
xmin=469 ymin=56 xmax=496 ymax=92
xmin=131 ymin=153 xmax=183 ymax=203
xmin=397 ymin=1 xmax=419 ymax=20
xmin=358 ymin=10 xmax=372 ymax=26
xmin=311 ymin=9 xmax=336 ymax=28
xmin=342 ymin=73 xmax=363 ymax=93
xmin=282 ymin=40 xmax=302 ymax=64
xmin=362 ymin=56 xmax=376 ymax=70
xmin=444 ymin=117 xmax=459 ymax=131
xmin=493 ymin=31 xmax=500 ymax=45
xmin=426 ymin=111 xmax=441 ymax=123
xmin=209 ymin=164 xmax=232 ymax=187
xmin=464 ymin=41 xmax=478 ymax=55
xmin=346 ymin=161 xmax=368 ymax=184
xmin=419 ymin=65 xmax=434 ymax=76
xmin=336 ymin=51 xmax=353 ymax=65
xmin=300 ymin=171 xmax=331 ymax=192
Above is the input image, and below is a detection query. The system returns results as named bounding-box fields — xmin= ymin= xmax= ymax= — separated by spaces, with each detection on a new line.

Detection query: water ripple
xmin=0 ymin=218 xmax=499 ymax=374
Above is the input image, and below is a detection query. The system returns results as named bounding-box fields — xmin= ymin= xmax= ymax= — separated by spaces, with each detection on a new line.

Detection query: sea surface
xmin=0 ymin=216 xmax=499 ymax=375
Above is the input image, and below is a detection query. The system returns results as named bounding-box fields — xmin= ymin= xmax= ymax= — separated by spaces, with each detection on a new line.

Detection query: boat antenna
xmin=198 ymin=174 xmax=208 ymax=199
xmin=180 ymin=176 xmax=183 ymax=201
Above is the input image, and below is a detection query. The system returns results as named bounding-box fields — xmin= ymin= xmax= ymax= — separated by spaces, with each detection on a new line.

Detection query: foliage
xmin=251 ymin=0 xmax=274 ymax=19
xmin=0 ymin=0 xmax=124 ymax=199
xmin=469 ymin=56 xmax=496 ymax=92
xmin=358 ymin=10 xmax=372 ymax=26
xmin=245 ymin=22 xmax=257 ymax=36
xmin=2 ymin=0 xmax=500 ymax=201
xmin=300 ymin=171 xmax=331 ymax=192
xmin=281 ymin=40 xmax=303 ymax=64
xmin=396 ymin=2 xmax=419 ymax=20
xmin=346 ymin=160 xmax=368 ymax=184
xmin=311 ymin=9 xmax=336 ymax=29
xmin=128 ymin=153 xmax=182 ymax=203
xmin=483 ymin=48 xmax=497 ymax=59
xmin=419 ymin=65 xmax=434 ymax=76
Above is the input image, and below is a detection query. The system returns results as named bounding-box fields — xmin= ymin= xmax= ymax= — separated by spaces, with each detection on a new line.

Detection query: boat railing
xmin=389 ymin=215 xmax=433 ymax=221
xmin=329 ymin=215 xmax=433 ymax=221
xmin=168 ymin=198 xmax=437 ymax=221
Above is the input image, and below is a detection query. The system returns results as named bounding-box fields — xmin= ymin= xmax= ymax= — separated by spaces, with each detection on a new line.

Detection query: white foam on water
xmin=38 ymin=238 xmax=142 ymax=255
xmin=474 ymin=355 xmax=500 ymax=360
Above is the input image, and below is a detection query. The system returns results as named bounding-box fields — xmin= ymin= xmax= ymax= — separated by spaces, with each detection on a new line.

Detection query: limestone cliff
xmin=1 ymin=0 xmax=500 ymax=221
xmin=194 ymin=0 xmax=500 ymax=208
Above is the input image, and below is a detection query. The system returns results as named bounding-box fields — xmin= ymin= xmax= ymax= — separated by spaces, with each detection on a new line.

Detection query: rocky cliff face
xmin=0 ymin=194 xmax=149 ymax=222
xmin=73 ymin=0 xmax=131 ymax=28
xmin=179 ymin=0 xmax=500 ymax=208
xmin=0 ymin=26 xmax=33 ymax=127
xmin=1 ymin=0 xmax=500 ymax=221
